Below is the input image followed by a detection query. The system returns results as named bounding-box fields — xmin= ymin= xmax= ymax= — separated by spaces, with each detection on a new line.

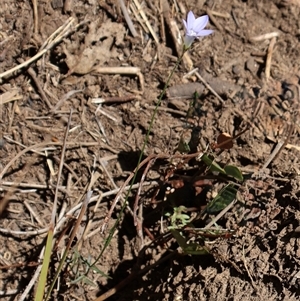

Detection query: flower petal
xmin=196 ymin=29 xmax=214 ymax=37
xmin=193 ymin=15 xmax=209 ymax=33
xmin=186 ymin=11 xmax=195 ymax=30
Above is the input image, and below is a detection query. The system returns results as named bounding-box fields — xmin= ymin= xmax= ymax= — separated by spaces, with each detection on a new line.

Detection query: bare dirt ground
xmin=0 ymin=0 xmax=300 ymax=300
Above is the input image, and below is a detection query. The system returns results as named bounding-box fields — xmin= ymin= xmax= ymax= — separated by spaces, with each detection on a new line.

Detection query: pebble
xmin=246 ymin=57 xmax=258 ymax=73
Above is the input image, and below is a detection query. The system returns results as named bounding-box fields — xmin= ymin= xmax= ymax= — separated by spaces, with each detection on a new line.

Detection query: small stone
xmin=246 ymin=57 xmax=258 ymax=73
xmin=232 ymin=64 xmax=242 ymax=75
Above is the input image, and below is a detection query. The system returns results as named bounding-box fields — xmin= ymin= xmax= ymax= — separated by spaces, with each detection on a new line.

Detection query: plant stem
xmin=90 ymin=49 xmax=186 ymax=270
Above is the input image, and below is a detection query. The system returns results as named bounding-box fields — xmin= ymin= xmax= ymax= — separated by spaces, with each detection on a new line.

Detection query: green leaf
xmin=200 ymin=154 xmax=226 ymax=174
xmin=206 ymin=184 xmax=237 ymax=213
xmin=170 ymin=229 xmax=208 ymax=255
xmin=224 ymin=165 xmax=244 ymax=181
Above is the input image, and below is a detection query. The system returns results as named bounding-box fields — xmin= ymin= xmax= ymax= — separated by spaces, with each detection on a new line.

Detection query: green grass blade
xmin=34 ymin=227 xmax=54 ymax=301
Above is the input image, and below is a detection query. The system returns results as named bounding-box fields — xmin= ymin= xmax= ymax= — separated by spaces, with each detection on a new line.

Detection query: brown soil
xmin=0 ymin=0 xmax=300 ymax=300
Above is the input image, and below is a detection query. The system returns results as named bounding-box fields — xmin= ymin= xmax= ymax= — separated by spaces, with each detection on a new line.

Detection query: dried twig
xmin=18 ymin=58 xmax=53 ymax=109
xmin=132 ymin=0 xmax=159 ymax=44
xmin=52 ymin=89 xmax=82 ymax=113
xmin=24 ymin=200 xmax=45 ymax=227
xmin=249 ymin=32 xmax=280 ymax=42
xmin=265 ymin=36 xmax=277 ymax=81
xmin=159 ymin=0 xmax=166 ymax=43
xmin=261 ymin=124 xmax=294 ymax=170
xmin=31 ymin=0 xmax=39 ymax=34
xmin=242 ymin=243 xmax=257 ymax=289
xmin=195 ymin=70 xmax=225 ymax=103
xmin=93 ymin=66 xmax=144 ymax=92
xmin=118 ymin=0 xmax=138 ymax=37
xmin=133 ymin=158 xmax=155 ymax=250
xmin=91 ymin=95 xmax=137 ymax=104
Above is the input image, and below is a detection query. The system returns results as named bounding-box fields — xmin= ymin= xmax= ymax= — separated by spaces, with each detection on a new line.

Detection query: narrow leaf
xmin=224 ymin=165 xmax=244 ymax=181
xmin=206 ymin=184 xmax=237 ymax=213
xmin=201 ymin=154 xmax=226 ymax=174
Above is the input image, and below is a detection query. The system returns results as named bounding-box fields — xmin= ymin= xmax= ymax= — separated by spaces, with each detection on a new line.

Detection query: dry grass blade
xmin=132 ymin=0 xmax=159 ymax=44
xmin=118 ymin=0 xmax=138 ymax=37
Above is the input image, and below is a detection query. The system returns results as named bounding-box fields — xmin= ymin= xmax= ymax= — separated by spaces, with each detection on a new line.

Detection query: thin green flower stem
xmin=129 ymin=49 xmax=187 ymax=190
xmin=89 ymin=49 xmax=186 ymax=270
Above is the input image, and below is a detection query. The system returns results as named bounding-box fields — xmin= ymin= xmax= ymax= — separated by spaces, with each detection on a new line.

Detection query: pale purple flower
xmin=182 ymin=11 xmax=213 ymax=48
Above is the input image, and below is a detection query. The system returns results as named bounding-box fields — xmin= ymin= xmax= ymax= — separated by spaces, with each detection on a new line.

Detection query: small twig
xmin=204 ymin=198 xmax=237 ymax=229
xmin=52 ymin=89 xmax=82 ymax=113
xmin=265 ymin=36 xmax=277 ymax=81
xmin=31 ymin=0 xmax=39 ymax=34
xmin=24 ymin=200 xmax=45 ymax=227
xmin=18 ymin=58 xmax=53 ymax=109
xmin=93 ymin=66 xmax=140 ymax=74
xmin=242 ymin=243 xmax=257 ymax=289
xmin=93 ymin=66 xmax=144 ymax=92
xmin=195 ymin=71 xmax=225 ymax=103
xmin=95 ymin=105 xmax=120 ymax=123
xmin=133 ymin=159 xmax=155 ymax=250
xmin=249 ymin=32 xmax=280 ymax=42
xmin=0 ymin=261 xmax=40 ymax=270
xmin=159 ymin=0 xmax=166 ymax=44
xmin=209 ymin=10 xmax=231 ymax=19
xmin=95 ymin=116 xmax=109 ymax=143
xmin=0 ymin=227 xmax=48 ymax=236
xmin=91 ymin=95 xmax=136 ymax=104
xmin=0 ymin=90 xmax=22 ymax=104
xmin=259 ymin=124 xmax=294 ymax=171
xmin=118 ymin=0 xmax=138 ymax=37
xmin=132 ymin=0 xmax=159 ymax=44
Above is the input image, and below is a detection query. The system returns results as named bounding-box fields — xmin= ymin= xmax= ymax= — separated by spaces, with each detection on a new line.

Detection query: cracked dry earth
xmin=0 ymin=0 xmax=300 ymax=300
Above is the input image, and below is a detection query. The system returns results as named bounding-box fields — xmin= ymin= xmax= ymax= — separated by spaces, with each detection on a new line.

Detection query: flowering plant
xmin=182 ymin=11 xmax=213 ymax=48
